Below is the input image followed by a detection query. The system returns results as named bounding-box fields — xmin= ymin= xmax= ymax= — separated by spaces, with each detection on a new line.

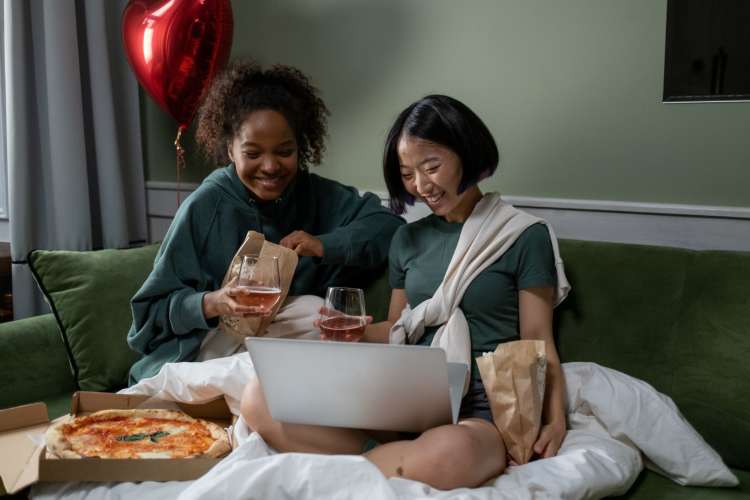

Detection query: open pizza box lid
xmin=0 ymin=392 xmax=235 ymax=494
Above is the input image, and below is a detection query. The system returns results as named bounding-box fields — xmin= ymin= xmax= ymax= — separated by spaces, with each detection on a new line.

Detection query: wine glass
xmin=236 ymin=255 xmax=281 ymax=315
xmin=319 ymin=287 xmax=367 ymax=342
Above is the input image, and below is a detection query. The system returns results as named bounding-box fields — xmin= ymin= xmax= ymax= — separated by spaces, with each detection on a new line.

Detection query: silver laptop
xmin=245 ymin=337 xmax=467 ymax=433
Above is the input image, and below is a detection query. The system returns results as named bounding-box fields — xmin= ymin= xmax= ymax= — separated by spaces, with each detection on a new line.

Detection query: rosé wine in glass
xmin=319 ymin=287 xmax=366 ymax=342
xmin=238 ymin=255 xmax=281 ymax=314
xmin=319 ymin=315 xmax=366 ymax=342
xmin=235 ymin=286 xmax=282 ymax=312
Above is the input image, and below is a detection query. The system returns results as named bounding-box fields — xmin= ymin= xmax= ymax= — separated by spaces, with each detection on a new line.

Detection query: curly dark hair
xmin=195 ymin=60 xmax=329 ymax=167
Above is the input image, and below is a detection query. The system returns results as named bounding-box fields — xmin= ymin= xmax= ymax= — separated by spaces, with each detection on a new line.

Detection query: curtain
xmin=3 ymin=0 xmax=147 ymax=318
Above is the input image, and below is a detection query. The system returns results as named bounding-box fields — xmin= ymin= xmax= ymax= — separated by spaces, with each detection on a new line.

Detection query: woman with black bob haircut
xmin=127 ymin=60 xmax=404 ymax=384
xmin=363 ymin=94 xmax=570 ymax=489
xmin=242 ymin=94 xmax=571 ymax=490
xmin=383 ymin=94 xmax=498 ymax=215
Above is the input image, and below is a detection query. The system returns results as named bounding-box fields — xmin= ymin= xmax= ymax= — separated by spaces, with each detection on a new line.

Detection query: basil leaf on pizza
xmin=149 ymin=431 xmax=170 ymax=442
xmin=116 ymin=433 xmax=149 ymax=442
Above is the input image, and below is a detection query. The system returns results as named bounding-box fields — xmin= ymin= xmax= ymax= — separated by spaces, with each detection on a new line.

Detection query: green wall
xmin=143 ymin=0 xmax=750 ymax=207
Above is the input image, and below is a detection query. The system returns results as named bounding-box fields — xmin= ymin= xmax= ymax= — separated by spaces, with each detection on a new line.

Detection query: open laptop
xmin=245 ymin=337 xmax=467 ymax=433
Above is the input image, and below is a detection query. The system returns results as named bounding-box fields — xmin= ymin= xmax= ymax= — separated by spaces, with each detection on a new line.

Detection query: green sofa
xmin=1 ymin=239 xmax=747 ymax=498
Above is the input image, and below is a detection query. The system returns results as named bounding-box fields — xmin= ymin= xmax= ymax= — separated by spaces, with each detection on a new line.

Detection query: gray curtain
xmin=3 ymin=0 xmax=148 ymax=318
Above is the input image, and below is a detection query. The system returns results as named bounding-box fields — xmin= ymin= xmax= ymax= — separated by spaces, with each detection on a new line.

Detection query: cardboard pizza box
xmin=0 ymin=392 xmax=236 ymax=494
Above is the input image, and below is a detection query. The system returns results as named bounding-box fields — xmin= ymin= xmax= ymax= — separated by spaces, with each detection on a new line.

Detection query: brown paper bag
xmin=476 ymin=340 xmax=547 ymax=465
xmin=218 ymin=231 xmax=298 ymax=340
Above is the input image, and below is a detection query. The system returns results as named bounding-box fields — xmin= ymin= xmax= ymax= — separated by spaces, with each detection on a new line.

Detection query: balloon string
xmin=174 ymin=127 xmax=186 ymax=208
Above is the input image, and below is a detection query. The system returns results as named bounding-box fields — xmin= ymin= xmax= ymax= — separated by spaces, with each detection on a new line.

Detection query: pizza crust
xmin=204 ymin=422 xmax=232 ymax=458
xmin=45 ymin=416 xmax=81 ymax=459
xmin=45 ymin=408 xmax=231 ymax=459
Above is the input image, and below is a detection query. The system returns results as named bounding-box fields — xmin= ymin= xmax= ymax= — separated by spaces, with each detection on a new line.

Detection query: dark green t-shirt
xmin=388 ymin=215 xmax=557 ymax=382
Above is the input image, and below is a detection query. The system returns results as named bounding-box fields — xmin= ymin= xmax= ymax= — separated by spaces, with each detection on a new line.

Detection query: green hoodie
xmin=127 ymin=165 xmax=404 ymax=383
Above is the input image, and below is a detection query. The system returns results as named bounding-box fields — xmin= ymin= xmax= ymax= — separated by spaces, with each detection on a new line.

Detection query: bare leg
xmin=240 ymin=376 xmax=373 ymax=454
xmin=364 ymin=419 xmax=506 ymax=490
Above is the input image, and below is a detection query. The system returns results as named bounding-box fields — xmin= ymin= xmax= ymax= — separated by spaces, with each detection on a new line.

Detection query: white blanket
xmin=31 ymin=356 xmax=737 ymax=500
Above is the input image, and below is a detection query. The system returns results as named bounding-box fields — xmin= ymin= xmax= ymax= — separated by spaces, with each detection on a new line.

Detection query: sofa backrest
xmin=364 ymin=270 xmax=392 ymax=323
xmin=556 ymin=239 xmax=750 ymax=471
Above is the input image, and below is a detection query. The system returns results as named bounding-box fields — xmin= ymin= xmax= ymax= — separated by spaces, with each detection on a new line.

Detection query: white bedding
xmin=31 ymin=355 xmax=736 ymax=500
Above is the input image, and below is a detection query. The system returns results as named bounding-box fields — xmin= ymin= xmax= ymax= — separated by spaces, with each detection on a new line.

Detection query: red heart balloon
xmin=122 ymin=0 xmax=233 ymax=131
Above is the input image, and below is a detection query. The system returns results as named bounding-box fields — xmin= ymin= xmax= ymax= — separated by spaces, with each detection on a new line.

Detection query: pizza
xmin=45 ymin=408 xmax=231 ymax=459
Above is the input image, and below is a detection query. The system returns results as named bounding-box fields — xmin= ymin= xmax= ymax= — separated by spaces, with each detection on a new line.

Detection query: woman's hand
xmin=202 ymin=280 xmax=274 ymax=320
xmin=533 ymin=419 xmax=567 ymax=459
xmin=280 ymin=230 xmax=324 ymax=257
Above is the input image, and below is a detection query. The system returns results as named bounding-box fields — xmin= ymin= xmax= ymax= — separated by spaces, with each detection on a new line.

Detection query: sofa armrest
xmin=0 ymin=314 xmax=76 ymax=410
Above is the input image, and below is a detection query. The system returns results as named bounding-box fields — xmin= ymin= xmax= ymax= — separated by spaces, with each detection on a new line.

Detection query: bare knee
xmin=424 ymin=427 xmax=482 ymax=484
xmin=240 ymin=377 xmax=275 ymax=435
xmin=411 ymin=425 xmax=505 ymax=490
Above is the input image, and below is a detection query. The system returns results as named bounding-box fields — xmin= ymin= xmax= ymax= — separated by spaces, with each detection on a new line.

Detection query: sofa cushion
xmin=556 ymin=239 xmax=690 ymax=393
xmin=28 ymin=244 xmax=159 ymax=392
xmin=670 ymin=250 xmax=750 ymax=471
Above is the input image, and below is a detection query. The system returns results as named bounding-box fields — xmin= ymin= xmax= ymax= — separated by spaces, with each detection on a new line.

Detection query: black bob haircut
xmin=382 ymin=95 xmax=499 ymax=215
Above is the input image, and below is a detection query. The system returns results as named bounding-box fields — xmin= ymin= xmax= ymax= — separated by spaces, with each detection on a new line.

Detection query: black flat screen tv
xmin=664 ymin=0 xmax=750 ymax=102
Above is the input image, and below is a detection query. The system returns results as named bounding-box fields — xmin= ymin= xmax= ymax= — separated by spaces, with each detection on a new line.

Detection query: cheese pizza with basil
xmin=45 ymin=409 xmax=231 ymax=459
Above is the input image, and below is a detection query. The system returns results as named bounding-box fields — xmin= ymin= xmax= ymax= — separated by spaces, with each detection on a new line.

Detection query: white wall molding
xmin=146 ymin=182 xmax=750 ymax=251
xmin=500 ymin=196 xmax=750 ymax=220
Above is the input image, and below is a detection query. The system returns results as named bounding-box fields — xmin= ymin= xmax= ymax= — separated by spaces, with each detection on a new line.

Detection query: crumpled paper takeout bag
xmin=476 ymin=339 xmax=547 ymax=464
xmin=219 ymin=231 xmax=298 ymax=340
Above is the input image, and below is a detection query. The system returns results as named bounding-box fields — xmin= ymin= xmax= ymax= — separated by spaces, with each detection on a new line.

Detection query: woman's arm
xmin=519 ymin=286 xmax=567 ymax=458
xmin=312 ymin=181 xmax=405 ymax=269
xmin=363 ymin=288 xmax=408 ymax=343
xmin=128 ymin=207 xmax=216 ymax=356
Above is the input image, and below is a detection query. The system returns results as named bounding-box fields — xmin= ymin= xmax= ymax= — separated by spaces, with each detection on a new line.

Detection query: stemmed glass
xmin=236 ymin=255 xmax=281 ymax=315
xmin=319 ymin=287 xmax=367 ymax=342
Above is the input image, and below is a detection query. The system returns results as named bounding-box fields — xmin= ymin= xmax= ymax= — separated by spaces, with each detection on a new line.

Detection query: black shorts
xmin=394 ymin=379 xmax=494 ymax=442
xmin=458 ymin=378 xmax=493 ymax=422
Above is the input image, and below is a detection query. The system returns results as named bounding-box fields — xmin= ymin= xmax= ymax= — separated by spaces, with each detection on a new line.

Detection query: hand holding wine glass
xmin=318 ymin=287 xmax=367 ymax=342
xmin=234 ymin=255 xmax=282 ymax=316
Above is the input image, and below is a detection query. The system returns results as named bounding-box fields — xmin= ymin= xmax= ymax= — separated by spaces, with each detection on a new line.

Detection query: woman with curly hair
xmin=127 ymin=60 xmax=403 ymax=384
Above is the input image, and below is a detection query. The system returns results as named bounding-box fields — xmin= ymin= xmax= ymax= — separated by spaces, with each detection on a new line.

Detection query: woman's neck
xmin=443 ymin=186 xmax=483 ymax=223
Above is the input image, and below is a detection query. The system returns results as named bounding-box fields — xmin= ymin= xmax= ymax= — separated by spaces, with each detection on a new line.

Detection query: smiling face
xmin=228 ymin=110 xmax=299 ymax=201
xmin=397 ymin=135 xmax=481 ymax=221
